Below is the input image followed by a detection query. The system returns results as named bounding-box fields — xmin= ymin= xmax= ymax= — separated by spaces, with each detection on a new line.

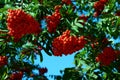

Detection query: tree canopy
xmin=0 ymin=0 xmax=120 ymax=80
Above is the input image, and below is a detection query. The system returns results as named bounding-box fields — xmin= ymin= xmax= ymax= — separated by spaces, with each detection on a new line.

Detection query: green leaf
xmin=103 ymin=72 xmax=107 ymax=79
xmin=39 ymin=51 xmax=43 ymax=62
xmin=75 ymin=22 xmax=83 ymax=28
xmin=71 ymin=18 xmax=84 ymax=33
xmin=116 ymin=17 xmax=120 ymax=26
xmin=74 ymin=50 xmax=86 ymax=59
xmin=0 ymin=39 xmax=4 ymax=42
xmin=108 ymin=0 xmax=116 ymax=10
xmin=44 ymin=49 xmax=52 ymax=56
xmin=80 ymin=50 xmax=87 ymax=56
xmin=22 ymin=42 xmax=35 ymax=49
xmin=4 ymin=4 xmax=12 ymax=9
xmin=33 ymin=0 xmax=39 ymax=4
xmin=71 ymin=25 xmax=79 ymax=33
xmin=30 ymin=12 xmax=36 ymax=18
xmin=20 ymin=54 xmax=25 ymax=60
xmin=82 ymin=66 xmax=91 ymax=72
xmin=0 ymin=13 xmax=3 ymax=20
xmin=101 ymin=14 xmax=114 ymax=18
xmin=31 ymin=53 xmax=34 ymax=64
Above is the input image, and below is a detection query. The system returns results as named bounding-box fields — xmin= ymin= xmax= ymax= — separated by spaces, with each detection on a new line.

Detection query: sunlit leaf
xmin=31 ymin=53 xmax=34 ymax=64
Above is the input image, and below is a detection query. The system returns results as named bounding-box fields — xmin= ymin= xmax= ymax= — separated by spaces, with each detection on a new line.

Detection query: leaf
xmin=4 ymin=4 xmax=12 ymax=9
xmin=33 ymin=0 xmax=39 ymax=4
xmin=71 ymin=18 xmax=84 ymax=33
xmin=22 ymin=42 xmax=35 ymax=49
xmin=100 ymin=14 xmax=114 ymax=18
xmin=92 ymin=74 xmax=98 ymax=79
xmin=80 ymin=50 xmax=87 ymax=56
xmin=0 ymin=39 xmax=4 ymax=42
xmin=39 ymin=51 xmax=43 ymax=62
xmin=116 ymin=17 xmax=120 ymax=26
xmin=108 ymin=0 xmax=116 ymax=10
xmin=74 ymin=50 xmax=86 ymax=59
xmin=71 ymin=25 xmax=79 ymax=33
xmin=82 ymin=66 xmax=91 ymax=73
xmin=65 ymin=18 xmax=71 ymax=25
xmin=77 ymin=19 xmax=84 ymax=23
xmin=44 ymin=49 xmax=52 ymax=56
xmin=75 ymin=22 xmax=83 ymax=28
xmin=30 ymin=12 xmax=36 ymax=18
xmin=20 ymin=54 xmax=25 ymax=60
xmin=0 ymin=13 xmax=3 ymax=20
xmin=31 ymin=53 xmax=34 ymax=64
xmin=103 ymin=72 xmax=107 ymax=79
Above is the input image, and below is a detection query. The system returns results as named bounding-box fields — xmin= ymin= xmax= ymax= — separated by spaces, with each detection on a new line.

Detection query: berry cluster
xmin=0 ymin=56 xmax=8 ymax=67
xmin=39 ymin=67 xmax=48 ymax=75
xmin=62 ymin=0 xmax=72 ymax=5
xmin=9 ymin=72 xmax=23 ymax=80
xmin=96 ymin=47 xmax=116 ymax=66
xmin=52 ymin=30 xmax=87 ymax=56
xmin=93 ymin=0 xmax=108 ymax=17
xmin=46 ymin=6 xmax=61 ymax=33
xmin=7 ymin=9 xmax=41 ymax=41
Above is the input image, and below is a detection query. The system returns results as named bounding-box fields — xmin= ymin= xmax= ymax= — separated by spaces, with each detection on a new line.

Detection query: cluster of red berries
xmin=0 ymin=56 xmax=8 ymax=67
xmin=96 ymin=47 xmax=116 ymax=66
xmin=79 ymin=14 xmax=88 ymax=25
xmin=39 ymin=67 xmax=48 ymax=75
xmin=62 ymin=0 xmax=72 ymax=5
xmin=93 ymin=0 xmax=108 ymax=17
xmin=46 ymin=5 xmax=61 ymax=33
xmin=52 ymin=30 xmax=87 ymax=56
xmin=7 ymin=9 xmax=41 ymax=41
xmin=9 ymin=72 xmax=23 ymax=80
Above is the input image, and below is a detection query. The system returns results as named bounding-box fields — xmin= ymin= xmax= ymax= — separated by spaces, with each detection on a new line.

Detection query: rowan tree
xmin=0 ymin=0 xmax=120 ymax=80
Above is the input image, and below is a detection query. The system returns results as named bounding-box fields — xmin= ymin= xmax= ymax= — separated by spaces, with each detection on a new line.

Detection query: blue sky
xmin=35 ymin=51 xmax=76 ymax=79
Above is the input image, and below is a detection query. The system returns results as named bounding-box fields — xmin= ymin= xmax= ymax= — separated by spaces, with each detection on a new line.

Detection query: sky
xmin=35 ymin=51 xmax=76 ymax=80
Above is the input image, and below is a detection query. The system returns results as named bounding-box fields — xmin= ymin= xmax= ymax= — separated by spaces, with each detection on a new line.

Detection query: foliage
xmin=0 ymin=0 xmax=120 ymax=80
